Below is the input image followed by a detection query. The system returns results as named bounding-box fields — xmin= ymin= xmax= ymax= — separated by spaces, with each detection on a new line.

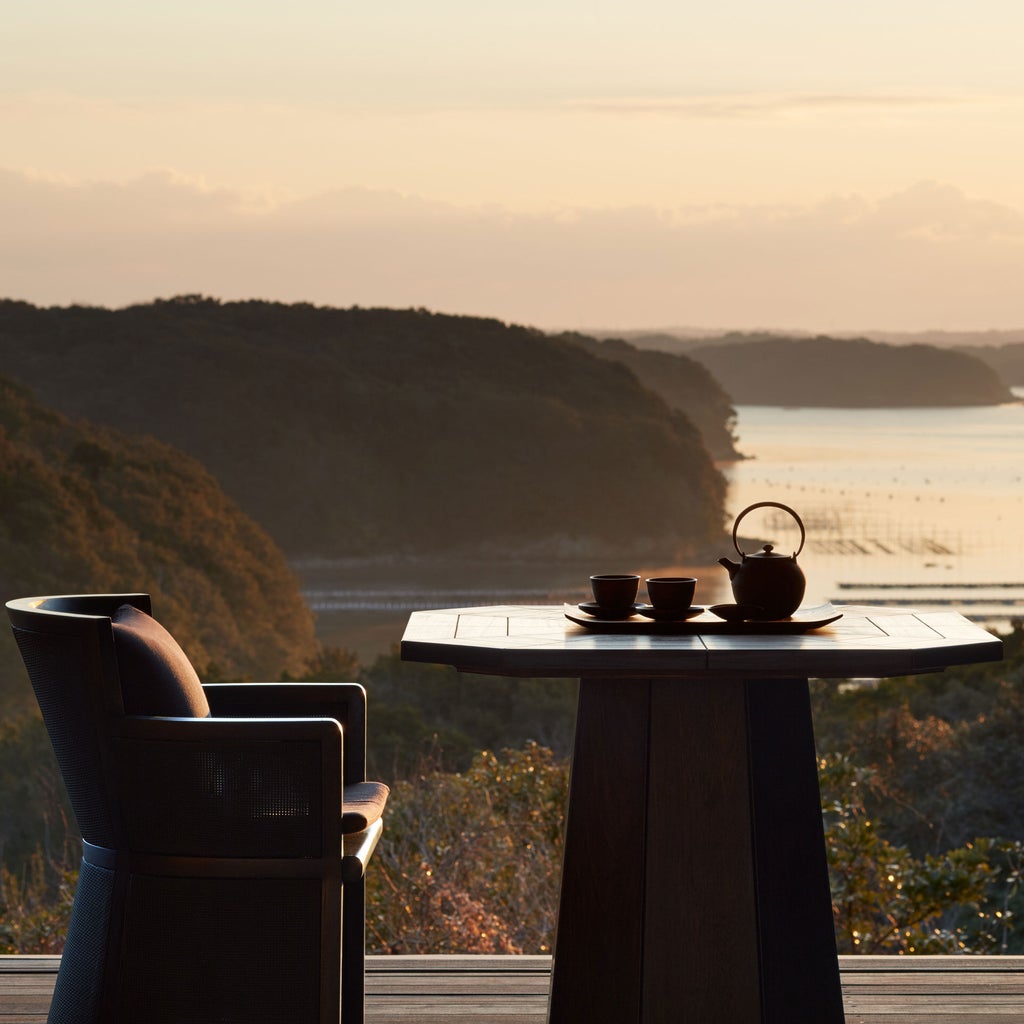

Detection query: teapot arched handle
xmin=732 ymin=501 xmax=806 ymax=558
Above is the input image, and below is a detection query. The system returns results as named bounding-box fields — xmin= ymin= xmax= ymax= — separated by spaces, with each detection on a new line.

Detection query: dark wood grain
xmin=548 ymin=678 xmax=650 ymax=1023
xmin=401 ymin=605 xmax=1002 ymax=680
xmin=643 ymin=678 xmax=761 ymax=1022
xmin=3 ymin=956 xmax=1024 ymax=1022
xmin=746 ymin=678 xmax=845 ymax=1023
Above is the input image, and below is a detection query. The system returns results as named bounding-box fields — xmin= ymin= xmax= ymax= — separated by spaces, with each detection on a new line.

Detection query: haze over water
xmin=723 ymin=392 xmax=1024 ymax=626
xmin=302 ymin=392 xmax=1024 ymax=657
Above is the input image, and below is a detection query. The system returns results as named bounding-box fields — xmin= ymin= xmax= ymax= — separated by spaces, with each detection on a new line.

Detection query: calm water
xmin=299 ymin=391 xmax=1024 ymax=657
xmin=724 ymin=393 xmax=1024 ymax=624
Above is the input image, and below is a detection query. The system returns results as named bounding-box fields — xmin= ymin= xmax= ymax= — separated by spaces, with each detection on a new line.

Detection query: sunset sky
xmin=4 ymin=0 xmax=1024 ymax=331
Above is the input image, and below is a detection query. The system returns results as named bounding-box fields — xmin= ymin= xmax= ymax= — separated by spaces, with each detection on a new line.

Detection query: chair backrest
xmin=8 ymin=595 xmax=357 ymax=1024
xmin=6 ymin=594 xmax=152 ymax=848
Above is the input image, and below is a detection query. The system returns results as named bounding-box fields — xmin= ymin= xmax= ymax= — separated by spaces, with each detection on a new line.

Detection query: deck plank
xmin=2 ymin=955 xmax=1024 ymax=1021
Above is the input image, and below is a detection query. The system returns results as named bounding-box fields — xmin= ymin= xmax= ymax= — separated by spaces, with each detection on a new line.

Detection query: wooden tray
xmin=564 ymin=603 xmax=843 ymax=635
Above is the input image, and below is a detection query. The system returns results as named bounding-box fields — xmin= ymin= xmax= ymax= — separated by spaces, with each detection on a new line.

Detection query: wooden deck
xmin=2 ymin=955 xmax=1024 ymax=1021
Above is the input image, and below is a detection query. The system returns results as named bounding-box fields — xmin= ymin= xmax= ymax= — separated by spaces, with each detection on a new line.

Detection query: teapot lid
xmin=749 ymin=543 xmax=789 ymax=559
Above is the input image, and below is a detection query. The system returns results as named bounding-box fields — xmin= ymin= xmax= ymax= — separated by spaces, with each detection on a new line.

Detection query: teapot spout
xmin=717 ymin=556 xmax=741 ymax=579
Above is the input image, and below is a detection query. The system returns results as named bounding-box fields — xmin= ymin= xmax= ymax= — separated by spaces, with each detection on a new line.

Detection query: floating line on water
xmin=307 ymin=598 xmax=579 ymax=611
xmin=836 ymin=581 xmax=1024 ymax=590
xmin=828 ymin=597 xmax=1023 ymax=608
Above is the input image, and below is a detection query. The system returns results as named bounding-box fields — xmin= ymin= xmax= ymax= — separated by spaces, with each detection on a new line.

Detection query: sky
xmin=4 ymin=0 xmax=1024 ymax=331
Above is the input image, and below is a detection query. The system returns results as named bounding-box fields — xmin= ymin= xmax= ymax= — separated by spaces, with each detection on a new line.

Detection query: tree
xmin=366 ymin=743 xmax=567 ymax=954
xmin=821 ymin=754 xmax=1020 ymax=953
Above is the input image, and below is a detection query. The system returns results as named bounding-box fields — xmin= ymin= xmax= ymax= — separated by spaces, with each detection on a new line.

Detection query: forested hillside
xmin=687 ymin=335 xmax=1012 ymax=406
xmin=0 ymin=298 xmax=727 ymax=559
xmin=957 ymin=342 xmax=1024 ymax=387
xmin=0 ymin=374 xmax=317 ymax=711
xmin=0 ymin=374 xmax=323 ymax=894
xmin=558 ymin=332 xmax=742 ymax=459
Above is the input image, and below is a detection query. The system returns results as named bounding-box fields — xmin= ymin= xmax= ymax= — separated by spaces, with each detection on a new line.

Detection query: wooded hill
xmin=956 ymin=342 xmax=1024 ymax=388
xmin=687 ymin=335 xmax=1012 ymax=407
xmin=0 ymin=298 xmax=727 ymax=560
xmin=0 ymin=373 xmax=318 ymax=715
xmin=557 ymin=333 xmax=741 ymax=459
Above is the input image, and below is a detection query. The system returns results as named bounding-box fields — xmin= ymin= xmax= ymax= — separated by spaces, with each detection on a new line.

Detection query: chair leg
xmin=341 ymin=877 xmax=365 ymax=1023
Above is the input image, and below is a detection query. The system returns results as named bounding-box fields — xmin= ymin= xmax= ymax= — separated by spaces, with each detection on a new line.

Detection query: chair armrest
xmin=115 ymin=715 xmax=343 ymax=859
xmin=343 ymin=818 xmax=383 ymax=883
xmin=203 ymin=683 xmax=368 ymax=782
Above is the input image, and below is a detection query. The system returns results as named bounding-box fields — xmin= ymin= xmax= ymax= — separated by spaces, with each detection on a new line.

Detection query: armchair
xmin=6 ymin=593 xmax=387 ymax=1023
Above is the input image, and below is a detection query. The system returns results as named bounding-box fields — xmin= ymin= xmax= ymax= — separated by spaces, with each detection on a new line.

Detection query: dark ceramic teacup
xmin=590 ymin=574 xmax=640 ymax=611
xmin=646 ymin=576 xmax=697 ymax=611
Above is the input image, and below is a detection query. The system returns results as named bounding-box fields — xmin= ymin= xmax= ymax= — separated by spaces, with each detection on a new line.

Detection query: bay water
xmin=298 ymin=391 xmax=1024 ymax=659
xmin=722 ymin=392 xmax=1024 ymax=628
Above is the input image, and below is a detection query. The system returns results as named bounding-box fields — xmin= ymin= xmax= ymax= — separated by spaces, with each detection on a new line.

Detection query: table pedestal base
xmin=548 ymin=676 xmax=845 ymax=1024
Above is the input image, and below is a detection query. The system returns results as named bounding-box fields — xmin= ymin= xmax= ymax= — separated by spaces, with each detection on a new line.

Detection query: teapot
xmin=718 ymin=502 xmax=806 ymax=619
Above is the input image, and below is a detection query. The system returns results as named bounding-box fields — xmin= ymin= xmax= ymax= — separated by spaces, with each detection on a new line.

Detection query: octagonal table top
xmin=400 ymin=603 xmax=1003 ymax=679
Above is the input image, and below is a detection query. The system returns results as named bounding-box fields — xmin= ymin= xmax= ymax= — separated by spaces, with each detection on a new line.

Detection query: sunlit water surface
xmin=298 ymin=392 xmax=1024 ymax=657
xmin=722 ymin=394 xmax=1024 ymax=626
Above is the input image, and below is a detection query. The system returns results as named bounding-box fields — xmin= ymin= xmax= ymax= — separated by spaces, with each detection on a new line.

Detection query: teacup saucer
xmin=708 ymin=603 xmax=765 ymax=623
xmin=635 ymin=604 xmax=704 ymax=622
xmin=578 ymin=601 xmax=641 ymax=620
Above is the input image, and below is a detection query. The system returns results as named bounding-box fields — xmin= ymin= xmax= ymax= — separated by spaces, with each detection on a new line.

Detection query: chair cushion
xmin=342 ymin=781 xmax=390 ymax=833
xmin=111 ymin=604 xmax=210 ymax=718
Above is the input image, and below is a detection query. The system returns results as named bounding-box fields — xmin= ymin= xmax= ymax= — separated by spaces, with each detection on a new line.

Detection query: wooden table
xmin=400 ymin=604 xmax=1002 ymax=1024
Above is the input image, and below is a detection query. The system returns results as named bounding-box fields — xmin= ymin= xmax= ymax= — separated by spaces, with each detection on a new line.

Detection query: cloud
xmin=572 ymin=93 xmax=979 ymax=119
xmin=2 ymin=169 xmax=1023 ymax=331
xmin=0 ymin=167 xmax=277 ymax=235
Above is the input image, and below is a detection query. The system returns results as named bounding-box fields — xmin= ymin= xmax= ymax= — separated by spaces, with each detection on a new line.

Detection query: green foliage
xmin=0 ymin=854 xmax=76 ymax=954
xmin=280 ymin=644 xmax=361 ymax=683
xmin=0 ymin=372 xmax=325 ymax=932
xmin=821 ymin=755 xmax=1019 ymax=954
xmin=0 ymin=713 xmax=74 ymax=876
xmin=358 ymin=623 xmax=1023 ymax=956
xmin=0 ymin=374 xmax=318 ymax=695
xmin=0 ymin=298 xmax=727 ymax=561
xmin=3 ymin=734 xmax=1020 ymax=956
xmin=812 ymin=624 xmax=1024 ymax=952
xmin=359 ymin=651 xmax=577 ymax=779
xmin=371 ymin=740 xmax=1021 ymax=957
xmin=812 ymin=622 xmax=1024 ymax=857
xmin=367 ymin=743 xmax=567 ymax=954
xmin=2 ymin=619 xmax=1019 ymax=957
